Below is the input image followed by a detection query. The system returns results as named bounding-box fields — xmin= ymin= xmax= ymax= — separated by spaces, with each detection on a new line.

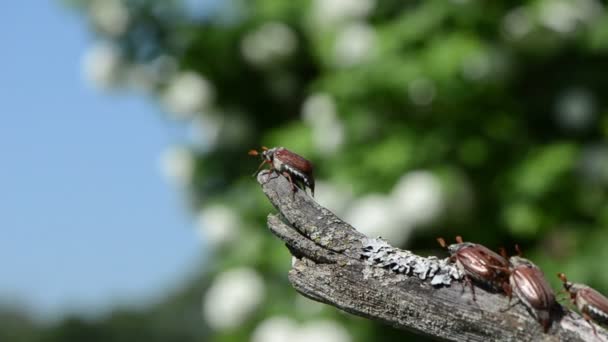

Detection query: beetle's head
xmin=509 ymin=256 xmax=535 ymax=268
xmin=248 ymin=146 xmax=275 ymax=161
xmin=557 ymin=273 xmax=576 ymax=295
xmin=448 ymin=242 xmax=476 ymax=255
xmin=262 ymin=147 xmax=276 ymax=161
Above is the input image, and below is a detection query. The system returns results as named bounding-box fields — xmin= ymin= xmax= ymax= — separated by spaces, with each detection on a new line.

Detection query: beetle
xmin=495 ymin=250 xmax=557 ymax=333
xmin=437 ymin=236 xmax=510 ymax=300
xmin=558 ymin=272 xmax=608 ymax=336
xmin=249 ymin=146 xmax=315 ymax=196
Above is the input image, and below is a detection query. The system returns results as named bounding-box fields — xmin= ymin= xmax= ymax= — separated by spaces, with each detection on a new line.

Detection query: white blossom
xmin=128 ymin=55 xmax=178 ymax=92
xmin=391 ymin=171 xmax=444 ymax=227
xmin=158 ymin=146 xmax=195 ymax=186
xmin=294 ymin=320 xmax=352 ymax=342
xmin=502 ymin=7 xmax=533 ymax=40
xmin=203 ymin=268 xmax=265 ymax=330
xmin=333 ymin=22 xmax=376 ymax=67
xmin=302 ymin=93 xmax=345 ymax=155
xmin=251 ymin=316 xmax=298 ymax=342
xmin=189 ymin=115 xmax=222 ymax=151
xmin=81 ymin=42 xmax=123 ymax=90
xmin=196 ymin=205 xmax=240 ymax=247
xmin=344 ymin=195 xmax=409 ymax=245
xmin=314 ymin=181 xmax=353 ymax=216
xmin=302 ymin=93 xmax=337 ymax=126
xmin=89 ymin=0 xmax=130 ymax=37
xmin=579 ymin=145 xmax=608 ymax=185
xmin=408 ymin=78 xmax=436 ymax=106
xmin=311 ymin=0 xmax=376 ymax=27
xmin=241 ymin=22 xmax=297 ymax=67
xmin=462 ymin=52 xmax=492 ymax=81
xmin=539 ymin=0 xmax=602 ymax=34
xmin=162 ymin=71 xmax=214 ymax=119
xmin=555 ymin=88 xmax=595 ymax=131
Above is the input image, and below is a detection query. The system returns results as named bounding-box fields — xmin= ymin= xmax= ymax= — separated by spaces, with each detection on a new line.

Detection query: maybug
xmin=496 ymin=251 xmax=557 ymax=333
xmin=558 ymin=272 xmax=608 ymax=336
xmin=437 ymin=236 xmax=510 ymax=300
xmin=249 ymin=146 xmax=315 ymax=196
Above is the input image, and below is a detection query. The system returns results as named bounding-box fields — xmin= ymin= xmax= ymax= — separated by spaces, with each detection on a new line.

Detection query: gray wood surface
xmin=257 ymin=170 xmax=607 ymax=341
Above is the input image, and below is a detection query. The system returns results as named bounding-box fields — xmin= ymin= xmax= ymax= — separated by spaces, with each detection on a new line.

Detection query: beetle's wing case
xmin=511 ymin=265 xmax=555 ymax=310
xmin=578 ymin=287 xmax=608 ymax=325
xmin=452 ymin=243 xmax=509 ymax=288
xmin=274 ymin=148 xmax=313 ymax=175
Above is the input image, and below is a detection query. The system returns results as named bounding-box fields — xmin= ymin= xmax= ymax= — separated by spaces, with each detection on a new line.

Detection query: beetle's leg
xmin=469 ymin=277 xmax=477 ymax=301
xmin=583 ymin=312 xmax=598 ymax=337
xmin=252 ymin=160 xmax=268 ymax=177
xmin=499 ymin=283 xmax=516 ymax=311
xmin=282 ymin=171 xmax=298 ymax=197
xmin=461 ymin=275 xmax=476 ymax=301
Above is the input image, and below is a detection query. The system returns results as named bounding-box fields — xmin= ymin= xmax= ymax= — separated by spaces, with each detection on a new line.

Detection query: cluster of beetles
xmin=249 ymin=146 xmax=608 ymax=335
xmin=438 ymin=236 xmax=608 ymax=335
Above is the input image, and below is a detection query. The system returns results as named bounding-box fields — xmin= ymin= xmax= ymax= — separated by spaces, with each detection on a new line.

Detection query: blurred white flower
xmin=159 ymin=146 xmax=195 ymax=187
xmin=314 ymin=181 xmax=353 ymax=216
xmin=128 ymin=55 xmax=178 ymax=92
xmin=295 ymin=320 xmax=352 ymax=342
xmin=189 ymin=115 xmax=222 ymax=151
xmin=162 ymin=71 xmax=214 ymax=119
xmin=408 ymin=78 xmax=436 ymax=106
xmin=539 ymin=0 xmax=602 ymax=34
xmin=502 ymin=6 xmax=533 ymax=40
xmin=316 ymin=121 xmax=345 ymax=155
xmin=241 ymin=22 xmax=297 ymax=67
xmin=203 ymin=268 xmax=265 ymax=330
xmin=302 ymin=93 xmax=337 ymax=126
xmin=251 ymin=316 xmax=298 ymax=342
xmin=462 ymin=52 xmax=492 ymax=81
xmin=81 ymin=42 xmax=123 ymax=90
xmin=391 ymin=171 xmax=444 ymax=227
xmin=311 ymin=0 xmax=375 ymax=27
xmin=579 ymin=145 xmax=608 ymax=185
xmin=302 ymin=93 xmax=345 ymax=155
xmin=127 ymin=64 xmax=156 ymax=92
xmin=196 ymin=205 xmax=240 ymax=247
xmin=344 ymin=195 xmax=409 ymax=245
xmin=555 ymin=88 xmax=596 ymax=131
xmin=89 ymin=0 xmax=129 ymax=37
xmin=333 ymin=22 xmax=376 ymax=67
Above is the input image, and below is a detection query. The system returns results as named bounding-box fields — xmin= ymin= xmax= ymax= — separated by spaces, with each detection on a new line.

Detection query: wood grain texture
xmin=257 ymin=170 xmax=608 ymax=341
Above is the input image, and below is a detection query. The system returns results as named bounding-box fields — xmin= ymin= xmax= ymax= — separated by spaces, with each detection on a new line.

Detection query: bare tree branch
xmin=257 ymin=170 xmax=607 ymax=342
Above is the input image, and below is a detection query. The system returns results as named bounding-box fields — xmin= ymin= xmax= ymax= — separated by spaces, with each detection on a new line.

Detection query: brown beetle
xmin=499 ymin=253 xmax=557 ymax=333
xmin=249 ymin=146 xmax=315 ymax=196
xmin=437 ymin=236 xmax=510 ymax=300
xmin=558 ymin=272 xmax=608 ymax=336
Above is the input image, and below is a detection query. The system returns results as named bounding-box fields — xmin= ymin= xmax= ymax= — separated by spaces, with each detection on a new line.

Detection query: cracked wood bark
xmin=257 ymin=170 xmax=608 ymax=342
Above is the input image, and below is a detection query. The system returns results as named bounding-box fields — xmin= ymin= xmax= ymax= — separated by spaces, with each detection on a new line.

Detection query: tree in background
xmin=15 ymin=0 xmax=606 ymax=340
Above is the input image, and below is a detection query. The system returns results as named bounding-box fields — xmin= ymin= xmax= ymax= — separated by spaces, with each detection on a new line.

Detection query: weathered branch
xmin=257 ymin=170 xmax=607 ymax=342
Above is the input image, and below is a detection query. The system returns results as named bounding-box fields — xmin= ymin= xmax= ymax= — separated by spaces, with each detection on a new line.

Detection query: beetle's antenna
xmin=515 ymin=244 xmax=522 ymax=257
xmin=498 ymin=247 xmax=508 ymax=259
xmin=252 ymin=160 xmax=268 ymax=177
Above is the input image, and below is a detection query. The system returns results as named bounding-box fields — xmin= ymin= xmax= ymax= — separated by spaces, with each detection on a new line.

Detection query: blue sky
xmin=0 ymin=2 xmax=202 ymax=320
